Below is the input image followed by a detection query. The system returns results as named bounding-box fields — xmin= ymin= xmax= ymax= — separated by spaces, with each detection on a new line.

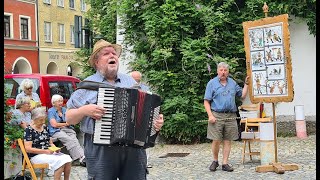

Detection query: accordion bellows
xmin=94 ymin=86 xmax=161 ymax=148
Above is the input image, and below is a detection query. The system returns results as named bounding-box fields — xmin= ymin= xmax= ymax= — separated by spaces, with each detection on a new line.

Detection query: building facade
xmin=4 ymin=0 xmax=38 ymax=74
xmin=38 ymin=0 xmax=89 ymax=77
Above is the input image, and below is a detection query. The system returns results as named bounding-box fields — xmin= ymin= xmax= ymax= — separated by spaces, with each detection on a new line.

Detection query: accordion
xmin=77 ymin=81 xmax=161 ymax=148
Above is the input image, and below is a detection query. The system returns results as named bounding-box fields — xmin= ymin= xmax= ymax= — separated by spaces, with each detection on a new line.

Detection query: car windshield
xmin=4 ymin=78 xmax=40 ymax=99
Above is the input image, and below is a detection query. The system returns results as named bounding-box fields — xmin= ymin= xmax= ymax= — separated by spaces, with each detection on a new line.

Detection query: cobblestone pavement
xmin=43 ymin=135 xmax=316 ymax=180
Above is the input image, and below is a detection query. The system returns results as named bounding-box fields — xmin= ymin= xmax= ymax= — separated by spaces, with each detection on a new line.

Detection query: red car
xmin=4 ymin=73 xmax=80 ymax=109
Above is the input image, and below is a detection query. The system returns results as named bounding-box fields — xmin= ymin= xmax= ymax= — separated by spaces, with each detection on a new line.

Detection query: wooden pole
xmin=263 ymin=2 xmax=269 ymax=18
xmin=263 ymin=1 xmax=278 ymax=163
xmin=272 ymin=103 xmax=278 ymax=162
xmin=255 ymin=3 xmax=299 ymax=173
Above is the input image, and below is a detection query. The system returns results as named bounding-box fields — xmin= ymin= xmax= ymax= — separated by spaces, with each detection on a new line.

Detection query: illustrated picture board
xmin=243 ymin=14 xmax=294 ymax=103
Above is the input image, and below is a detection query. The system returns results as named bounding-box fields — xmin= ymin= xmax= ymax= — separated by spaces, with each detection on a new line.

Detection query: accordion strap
xmin=76 ymin=80 xmax=114 ymax=90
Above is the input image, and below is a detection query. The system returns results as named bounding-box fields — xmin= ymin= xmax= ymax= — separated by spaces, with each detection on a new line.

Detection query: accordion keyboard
xmin=94 ymin=87 xmax=115 ymax=144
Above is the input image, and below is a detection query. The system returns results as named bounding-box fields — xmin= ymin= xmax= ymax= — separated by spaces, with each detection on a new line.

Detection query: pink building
xmin=4 ymin=0 xmax=39 ymax=74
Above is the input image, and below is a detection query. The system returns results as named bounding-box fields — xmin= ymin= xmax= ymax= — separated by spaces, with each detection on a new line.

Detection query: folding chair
xmin=17 ymin=138 xmax=49 ymax=180
xmin=241 ymin=117 xmax=271 ymax=164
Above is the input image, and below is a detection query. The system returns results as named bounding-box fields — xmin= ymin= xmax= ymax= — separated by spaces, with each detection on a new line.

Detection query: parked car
xmin=4 ymin=73 xmax=80 ymax=109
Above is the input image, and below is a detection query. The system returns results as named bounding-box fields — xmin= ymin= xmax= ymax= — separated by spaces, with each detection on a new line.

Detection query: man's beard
xmin=98 ymin=66 xmax=118 ymax=80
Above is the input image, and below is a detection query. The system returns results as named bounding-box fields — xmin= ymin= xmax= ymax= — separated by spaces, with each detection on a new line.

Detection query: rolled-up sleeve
xmin=235 ymin=84 xmax=243 ymax=97
xmin=67 ymin=89 xmax=95 ymax=109
xmin=204 ymin=81 xmax=214 ymax=101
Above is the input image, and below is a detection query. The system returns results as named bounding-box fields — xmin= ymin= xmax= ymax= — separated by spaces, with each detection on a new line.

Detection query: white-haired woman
xmin=47 ymin=94 xmax=86 ymax=167
xmin=15 ymin=78 xmax=41 ymax=109
xmin=9 ymin=96 xmax=32 ymax=129
xmin=24 ymin=107 xmax=72 ymax=179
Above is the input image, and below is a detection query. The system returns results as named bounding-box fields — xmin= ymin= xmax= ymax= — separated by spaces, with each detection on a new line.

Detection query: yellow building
xmin=38 ymin=0 xmax=90 ymax=77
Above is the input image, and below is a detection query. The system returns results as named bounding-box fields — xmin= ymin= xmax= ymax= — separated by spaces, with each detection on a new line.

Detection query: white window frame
xmin=80 ymin=0 xmax=86 ymax=11
xmin=4 ymin=12 xmax=14 ymax=39
xmin=57 ymin=0 xmax=64 ymax=7
xmin=69 ymin=0 xmax=75 ymax=9
xmin=43 ymin=0 xmax=51 ymax=4
xmin=70 ymin=25 xmax=75 ymax=44
xmin=44 ymin=21 xmax=52 ymax=42
xmin=19 ymin=15 xmax=31 ymax=40
xmin=58 ymin=23 xmax=65 ymax=43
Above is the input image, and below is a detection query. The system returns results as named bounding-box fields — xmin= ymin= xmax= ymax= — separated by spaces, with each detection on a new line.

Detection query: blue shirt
xmin=204 ymin=76 xmax=242 ymax=112
xmin=140 ymin=83 xmax=150 ymax=91
xmin=9 ymin=109 xmax=32 ymax=126
xmin=47 ymin=106 xmax=73 ymax=136
xmin=66 ymin=71 xmax=137 ymax=134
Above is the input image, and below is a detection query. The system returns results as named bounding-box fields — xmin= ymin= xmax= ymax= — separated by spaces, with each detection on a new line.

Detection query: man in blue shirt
xmin=204 ymin=62 xmax=249 ymax=172
xmin=65 ymin=39 xmax=164 ymax=180
xmin=131 ymin=71 xmax=150 ymax=91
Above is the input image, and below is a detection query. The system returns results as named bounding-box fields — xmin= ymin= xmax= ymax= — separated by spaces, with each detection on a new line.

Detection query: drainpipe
xmin=36 ymin=0 xmax=40 ymax=73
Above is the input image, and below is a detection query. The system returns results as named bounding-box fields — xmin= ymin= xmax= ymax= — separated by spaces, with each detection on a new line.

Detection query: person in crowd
xmin=15 ymin=78 xmax=41 ymax=109
xmin=204 ymin=62 xmax=249 ymax=172
xmin=65 ymin=39 xmax=164 ymax=180
xmin=24 ymin=107 xmax=72 ymax=179
xmin=47 ymin=94 xmax=86 ymax=167
xmin=130 ymin=71 xmax=150 ymax=91
xmin=9 ymin=96 xmax=32 ymax=129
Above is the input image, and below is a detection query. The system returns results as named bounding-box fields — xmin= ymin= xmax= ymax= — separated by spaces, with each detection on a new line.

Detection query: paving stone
xmin=41 ymin=135 xmax=315 ymax=180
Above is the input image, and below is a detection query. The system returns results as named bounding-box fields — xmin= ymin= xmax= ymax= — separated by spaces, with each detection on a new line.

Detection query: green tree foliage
xmin=4 ymin=80 xmax=24 ymax=155
xmin=77 ymin=0 xmax=316 ymax=143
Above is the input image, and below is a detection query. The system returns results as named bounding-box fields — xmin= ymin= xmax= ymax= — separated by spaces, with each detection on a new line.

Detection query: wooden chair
xmin=241 ymin=117 xmax=271 ymax=164
xmin=17 ymin=138 xmax=49 ymax=180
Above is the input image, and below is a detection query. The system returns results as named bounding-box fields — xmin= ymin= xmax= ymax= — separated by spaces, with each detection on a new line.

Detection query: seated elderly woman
xmin=48 ymin=94 xmax=86 ymax=167
xmin=15 ymin=78 xmax=41 ymax=110
xmin=24 ymin=107 xmax=72 ymax=178
xmin=9 ymin=96 xmax=32 ymax=129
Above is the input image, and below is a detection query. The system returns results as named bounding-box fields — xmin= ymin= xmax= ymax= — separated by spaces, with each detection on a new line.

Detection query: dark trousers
xmin=84 ymin=134 xmax=147 ymax=180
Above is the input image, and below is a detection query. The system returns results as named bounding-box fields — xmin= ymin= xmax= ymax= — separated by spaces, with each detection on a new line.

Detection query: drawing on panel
xmin=251 ymin=51 xmax=266 ymax=70
xmin=265 ymin=46 xmax=285 ymax=64
xmin=266 ymin=64 xmax=285 ymax=80
xmin=266 ymin=80 xmax=287 ymax=95
xmin=243 ymin=14 xmax=294 ymax=103
xmin=249 ymin=28 xmax=264 ymax=51
xmin=264 ymin=25 xmax=282 ymax=46
xmin=252 ymin=71 xmax=267 ymax=96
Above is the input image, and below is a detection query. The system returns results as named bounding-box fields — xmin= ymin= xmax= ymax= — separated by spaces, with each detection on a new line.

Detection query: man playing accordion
xmin=65 ymin=39 xmax=164 ymax=180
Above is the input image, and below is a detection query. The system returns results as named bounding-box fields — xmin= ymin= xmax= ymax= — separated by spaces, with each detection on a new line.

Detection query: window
xmin=4 ymin=13 xmax=13 ymax=38
xmin=58 ymin=23 xmax=65 ymax=43
xmin=80 ymin=0 xmax=86 ymax=11
xmin=69 ymin=0 xmax=75 ymax=9
xmin=49 ymin=82 xmax=74 ymax=99
xmin=70 ymin=25 xmax=75 ymax=44
xmin=44 ymin=21 xmax=52 ymax=42
xmin=5 ymin=78 xmax=40 ymax=99
xmin=4 ymin=15 xmax=11 ymax=38
xmin=20 ymin=16 xmax=30 ymax=40
xmin=43 ymin=0 xmax=51 ymax=4
xmin=57 ymin=0 xmax=64 ymax=7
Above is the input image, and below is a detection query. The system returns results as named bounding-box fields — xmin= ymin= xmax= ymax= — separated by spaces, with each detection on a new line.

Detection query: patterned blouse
xmin=24 ymin=125 xmax=51 ymax=157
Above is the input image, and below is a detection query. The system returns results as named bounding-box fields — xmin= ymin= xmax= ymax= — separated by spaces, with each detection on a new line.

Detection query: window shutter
xmin=74 ymin=15 xmax=82 ymax=48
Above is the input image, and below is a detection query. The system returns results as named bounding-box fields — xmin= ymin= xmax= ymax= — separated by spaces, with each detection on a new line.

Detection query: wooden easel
xmin=254 ymin=3 xmax=299 ymax=174
xmin=255 ymin=103 xmax=298 ymax=174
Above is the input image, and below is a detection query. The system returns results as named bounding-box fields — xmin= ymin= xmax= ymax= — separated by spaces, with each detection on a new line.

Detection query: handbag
xmin=11 ymin=171 xmax=32 ymax=180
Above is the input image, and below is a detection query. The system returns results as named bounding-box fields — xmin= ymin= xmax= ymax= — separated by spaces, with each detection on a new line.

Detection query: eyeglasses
xmin=26 ymin=87 xmax=33 ymax=90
